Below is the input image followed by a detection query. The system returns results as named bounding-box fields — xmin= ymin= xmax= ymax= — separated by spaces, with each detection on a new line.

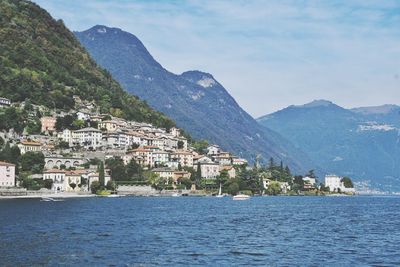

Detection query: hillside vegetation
xmin=0 ymin=0 xmax=174 ymax=129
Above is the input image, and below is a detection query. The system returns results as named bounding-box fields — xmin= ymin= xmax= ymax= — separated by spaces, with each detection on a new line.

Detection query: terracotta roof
xmin=44 ymin=169 xmax=66 ymax=174
xmin=20 ymin=141 xmax=41 ymax=146
xmin=130 ymin=148 xmax=151 ymax=153
xmin=0 ymin=161 xmax=15 ymax=167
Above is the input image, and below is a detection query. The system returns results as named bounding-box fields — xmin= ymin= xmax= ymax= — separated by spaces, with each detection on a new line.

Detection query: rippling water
xmin=1 ymin=196 xmax=400 ymax=266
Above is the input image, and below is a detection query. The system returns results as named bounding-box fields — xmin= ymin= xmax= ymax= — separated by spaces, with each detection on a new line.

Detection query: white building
xmin=207 ymin=145 xmax=220 ymax=156
xmin=0 ymin=97 xmax=11 ymax=108
xmin=0 ymin=161 xmax=15 ymax=187
xmin=43 ymin=169 xmax=67 ymax=192
xmin=171 ymin=150 xmax=194 ymax=167
xmin=325 ymin=174 xmax=355 ymax=193
xmin=303 ymin=176 xmax=316 ymax=189
xmin=18 ymin=140 xmax=42 ymax=154
xmin=61 ymin=128 xmax=103 ymax=150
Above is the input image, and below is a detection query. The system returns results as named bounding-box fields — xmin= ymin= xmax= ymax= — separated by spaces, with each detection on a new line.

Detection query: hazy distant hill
xmin=75 ymin=25 xmax=314 ymax=171
xmin=0 ymin=0 xmax=174 ymax=129
xmin=258 ymin=100 xmax=400 ymax=191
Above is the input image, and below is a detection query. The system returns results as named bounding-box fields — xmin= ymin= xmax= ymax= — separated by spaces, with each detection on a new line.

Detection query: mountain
xmin=0 ymin=0 xmax=174 ymax=129
xmin=75 ymin=25 xmax=313 ymax=171
xmin=258 ymin=100 xmax=400 ymax=191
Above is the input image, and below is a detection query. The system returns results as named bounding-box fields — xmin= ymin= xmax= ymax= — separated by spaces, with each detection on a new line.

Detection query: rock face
xmin=258 ymin=100 xmax=400 ymax=191
xmin=75 ymin=25 xmax=313 ymax=172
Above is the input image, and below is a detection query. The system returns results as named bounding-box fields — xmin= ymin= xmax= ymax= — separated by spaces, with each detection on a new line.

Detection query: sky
xmin=33 ymin=0 xmax=400 ymax=117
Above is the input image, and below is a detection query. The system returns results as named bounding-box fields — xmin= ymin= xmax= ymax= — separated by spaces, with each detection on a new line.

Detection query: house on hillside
xmin=0 ymin=161 xmax=15 ymax=187
xmin=0 ymin=97 xmax=11 ymax=108
xmin=18 ymin=140 xmax=42 ymax=154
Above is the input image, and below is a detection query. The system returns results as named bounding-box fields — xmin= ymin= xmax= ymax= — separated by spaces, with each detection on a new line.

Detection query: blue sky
xmin=34 ymin=0 xmax=400 ymax=116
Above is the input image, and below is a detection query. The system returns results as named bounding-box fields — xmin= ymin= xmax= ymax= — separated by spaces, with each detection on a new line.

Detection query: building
xmin=76 ymin=111 xmax=91 ymax=121
xmin=152 ymin=167 xmax=174 ymax=181
xmin=169 ymin=127 xmax=181 ymax=137
xmin=171 ymin=150 xmax=194 ymax=167
xmin=60 ymin=127 xmax=103 ymax=150
xmin=84 ymin=171 xmax=111 ymax=191
xmin=207 ymin=145 xmax=220 ymax=156
xmin=232 ymin=157 xmax=248 ymax=166
xmin=324 ymin=175 xmax=342 ymax=192
xmin=150 ymin=151 xmax=170 ymax=167
xmin=43 ymin=169 xmax=66 ymax=192
xmin=303 ymin=176 xmax=316 ymax=190
xmin=325 ymin=174 xmax=355 ymax=193
xmin=65 ymin=170 xmax=82 ymax=192
xmin=45 ymin=156 xmax=87 ymax=169
xmin=195 ymin=157 xmax=220 ymax=179
xmin=18 ymin=140 xmax=42 ymax=154
xmin=40 ymin=116 xmax=57 ymax=133
xmin=0 ymin=97 xmax=11 ymax=108
xmin=220 ymin=165 xmax=236 ymax=178
xmin=213 ymin=152 xmax=232 ymax=166
xmin=0 ymin=161 xmax=15 ymax=187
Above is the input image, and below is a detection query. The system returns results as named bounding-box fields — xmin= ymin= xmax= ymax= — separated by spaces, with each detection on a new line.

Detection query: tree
xmin=195 ymin=162 xmax=202 ymax=185
xmin=126 ymin=159 xmax=142 ymax=180
xmin=178 ymin=177 xmax=192 ymax=190
xmin=90 ymin=181 xmax=101 ymax=194
xmin=106 ymin=180 xmax=116 ymax=191
xmin=341 ymin=177 xmax=354 ymax=188
xmin=227 ymin=182 xmax=239 ymax=195
xmin=43 ymin=179 xmax=53 ymax=190
xmin=56 ymin=140 xmax=69 ymax=149
xmin=192 ymin=140 xmax=209 ymax=154
xmin=105 ymin=157 xmax=126 ymax=181
xmin=69 ymin=183 xmax=76 ymax=190
xmin=0 ymin=137 xmax=4 ymax=147
xmin=266 ymin=181 xmax=281 ymax=195
xmin=306 ymin=170 xmax=316 ymax=178
xmin=177 ymin=140 xmax=184 ymax=149
xmin=20 ymin=151 xmax=45 ymax=173
xmin=98 ymin=161 xmax=105 ymax=186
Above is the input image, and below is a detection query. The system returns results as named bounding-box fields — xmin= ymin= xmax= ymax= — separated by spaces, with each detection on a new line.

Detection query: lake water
xmin=1 ymin=196 xmax=400 ymax=266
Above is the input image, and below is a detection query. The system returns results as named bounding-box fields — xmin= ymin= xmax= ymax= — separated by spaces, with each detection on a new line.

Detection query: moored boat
xmin=232 ymin=194 xmax=250 ymax=200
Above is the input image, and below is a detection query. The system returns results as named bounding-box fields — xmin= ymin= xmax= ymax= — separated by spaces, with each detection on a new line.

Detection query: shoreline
xmin=0 ymin=192 xmax=96 ymax=200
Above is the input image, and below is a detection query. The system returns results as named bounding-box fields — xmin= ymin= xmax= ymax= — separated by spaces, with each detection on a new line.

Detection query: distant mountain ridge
xmin=75 ymin=25 xmax=314 ymax=172
xmin=258 ymin=100 xmax=400 ymax=191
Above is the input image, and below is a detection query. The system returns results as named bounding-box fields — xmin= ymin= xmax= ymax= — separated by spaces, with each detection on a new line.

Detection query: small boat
xmin=41 ymin=197 xmax=63 ymax=202
xmin=171 ymin=193 xmax=181 ymax=197
xmin=107 ymin=194 xmax=121 ymax=198
xmin=216 ymin=183 xmax=224 ymax=198
xmin=233 ymin=194 xmax=250 ymax=200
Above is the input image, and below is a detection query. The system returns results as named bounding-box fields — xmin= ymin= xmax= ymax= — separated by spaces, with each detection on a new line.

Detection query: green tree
xmin=227 ymin=182 xmax=239 ymax=195
xmin=106 ymin=180 xmax=116 ymax=191
xmin=98 ymin=161 xmax=105 ymax=186
xmin=177 ymin=140 xmax=184 ymax=149
xmin=43 ymin=179 xmax=53 ymax=190
xmin=126 ymin=159 xmax=142 ymax=180
xmin=90 ymin=180 xmax=101 ymax=194
xmin=20 ymin=151 xmax=45 ymax=174
xmin=105 ymin=157 xmax=126 ymax=181
xmin=266 ymin=181 xmax=281 ymax=195
xmin=341 ymin=177 xmax=354 ymax=188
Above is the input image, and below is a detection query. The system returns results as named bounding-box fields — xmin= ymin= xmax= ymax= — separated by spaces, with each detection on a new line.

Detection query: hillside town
xmin=0 ymin=97 xmax=355 ymax=197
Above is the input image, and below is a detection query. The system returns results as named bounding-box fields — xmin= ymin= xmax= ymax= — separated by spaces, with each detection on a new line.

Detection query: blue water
xmin=1 ymin=196 xmax=400 ymax=266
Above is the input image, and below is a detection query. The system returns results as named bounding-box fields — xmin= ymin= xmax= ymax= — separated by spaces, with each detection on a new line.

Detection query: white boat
xmin=171 ymin=193 xmax=181 ymax=197
xmin=216 ymin=183 xmax=224 ymax=198
xmin=107 ymin=194 xmax=121 ymax=198
xmin=233 ymin=194 xmax=250 ymax=200
xmin=41 ymin=197 xmax=63 ymax=202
